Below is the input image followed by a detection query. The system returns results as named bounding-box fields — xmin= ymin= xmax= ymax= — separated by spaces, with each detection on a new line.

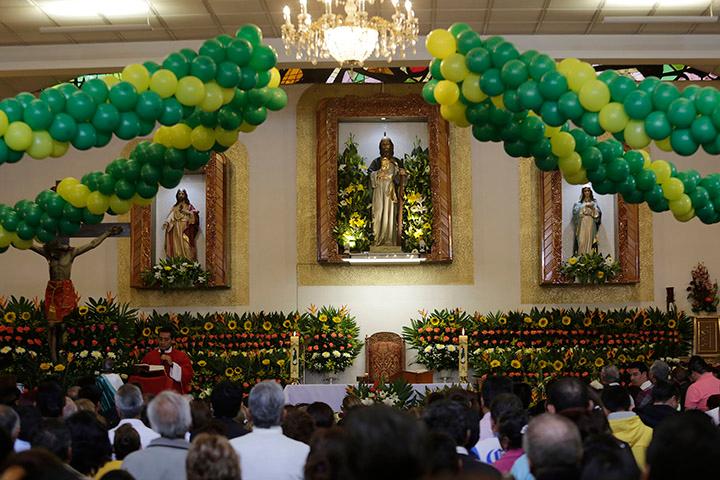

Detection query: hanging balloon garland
xmin=0 ymin=24 xmax=288 ymax=253
xmin=422 ymin=24 xmax=720 ymax=225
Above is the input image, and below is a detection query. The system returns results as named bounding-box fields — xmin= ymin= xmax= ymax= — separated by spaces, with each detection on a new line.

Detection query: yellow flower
xmin=21 ymin=312 xmax=31 ymax=321
xmin=596 ymin=271 xmax=605 ymax=279
xmin=197 ymin=360 xmax=207 ymax=367
xmin=228 ymin=320 xmax=237 ymax=331
xmin=538 ymin=317 xmax=548 ymax=328
xmin=164 ymin=266 xmax=172 ymax=271
xmin=636 ymin=355 xmax=645 ymax=362
xmin=478 ymin=315 xmax=488 ymax=324
xmin=624 ymin=318 xmax=632 ymax=325
xmin=332 ymin=316 xmax=342 ymax=324
xmin=142 ymin=327 xmax=151 ymax=337
xmin=39 ymin=363 xmax=51 ymax=371
xmin=97 ymin=305 xmax=107 ymax=314
xmin=553 ymin=360 xmax=564 ymax=371
xmin=430 ymin=316 xmax=440 ymax=326
xmin=490 ymin=360 xmax=501 ymax=368
xmin=277 ymin=359 xmax=286 ymax=367
xmin=538 ymin=360 xmax=548 ymax=369
xmin=283 ymin=320 xmax=291 ymax=328
xmin=225 ymin=368 xmax=234 ymax=377
xmin=180 ymin=327 xmax=190 ymax=335
xmin=668 ymin=319 xmax=677 ymax=329
xmin=78 ymin=306 xmax=89 ymax=316
xmin=262 ymin=359 xmax=270 ymax=366
xmin=643 ymin=319 xmax=652 ymax=327
xmin=54 ymin=364 xmax=65 ymax=372
xmin=561 ymin=316 xmax=572 ymax=326
xmin=568 ymin=257 xmax=578 ymax=265
xmin=583 ymin=317 xmax=592 ymax=327
xmin=511 ymin=359 xmax=522 ymax=369
xmin=234 ymin=367 xmax=243 ymax=375
xmin=154 ymin=326 xmax=161 ymax=334
xmin=578 ymin=357 xmax=587 ymax=366
xmin=262 ymin=321 xmax=272 ymax=331
xmin=618 ymin=354 xmax=627 ymax=363
xmin=319 ymin=314 xmax=328 ymax=322
xmin=498 ymin=317 xmax=507 ymax=325
xmin=244 ymin=320 xmax=253 ymax=331
xmin=204 ymin=322 xmax=213 ymax=331
xmin=406 ymin=192 xmax=422 ymax=204
xmin=523 ymin=316 xmax=533 ymax=324
xmin=67 ymin=353 xmax=74 ymax=363
xmin=3 ymin=312 xmax=16 ymax=323
xmin=423 ymin=222 xmax=431 ymax=230
xmin=595 ymin=358 xmax=605 ymax=367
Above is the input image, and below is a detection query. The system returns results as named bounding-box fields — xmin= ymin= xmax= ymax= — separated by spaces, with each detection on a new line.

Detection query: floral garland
xmin=141 ymin=257 xmax=210 ymax=289
xmin=402 ymin=141 xmax=433 ymax=253
xmin=560 ymin=252 xmax=621 ymax=283
xmin=686 ymin=262 xmax=719 ymax=313
xmin=334 ymin=136 xmax=372 ymax=252
xmin=402 ymin=309 xmax=475 ymax=371
xmin=299 ymin=305 xmax=363 ymax=374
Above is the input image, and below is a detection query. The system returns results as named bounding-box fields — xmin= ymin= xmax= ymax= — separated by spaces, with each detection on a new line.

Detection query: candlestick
xmin=459 ymin=328 xmax=468 ymax=382
xmin=290 ymin=331 xmax=300 ymax=384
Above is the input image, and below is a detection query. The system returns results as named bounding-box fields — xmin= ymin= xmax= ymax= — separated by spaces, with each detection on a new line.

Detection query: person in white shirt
xmin=230 ymin=381 xmax=309 ymax=480
xmin=109 ymin=384 xmax=160 ymax=449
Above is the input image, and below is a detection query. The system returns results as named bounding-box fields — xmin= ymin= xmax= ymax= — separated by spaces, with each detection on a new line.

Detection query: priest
xmin=141 ymin=327 xmax=194 ymax=394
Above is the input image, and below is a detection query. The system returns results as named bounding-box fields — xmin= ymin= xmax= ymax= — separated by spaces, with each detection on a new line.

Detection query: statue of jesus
xmin=368 ymin=137 xmax=406 ymax=246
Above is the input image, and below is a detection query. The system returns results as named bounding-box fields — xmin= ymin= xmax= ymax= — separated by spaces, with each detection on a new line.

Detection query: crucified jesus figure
xmin=28 ymin=225 xmax=122 ymax=361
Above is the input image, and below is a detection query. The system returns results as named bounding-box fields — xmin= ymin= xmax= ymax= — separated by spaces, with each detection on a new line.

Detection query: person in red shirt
xmin=141 ymin=328 xmax=194 ymax=394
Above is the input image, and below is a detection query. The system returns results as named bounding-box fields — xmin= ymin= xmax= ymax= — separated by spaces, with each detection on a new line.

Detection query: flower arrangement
xmin=141 ymin=257 xmax=210 ymax=289
xmin=686 ymin=262 xmax=719 ymax=313
xmin=335 ymin=136 xmax=372 ymax=253
xmin=300 ymin=305 xmax=363 ymax=374
xmin=346 ymin=378 xmax=416 ymax=409
xmin=560 ymin=252 xmax=620 ymax=283
xmin=402 ymin=309 xmax=474 ymax=372
xmin=402 ymin=141 xmax=433 ymax=253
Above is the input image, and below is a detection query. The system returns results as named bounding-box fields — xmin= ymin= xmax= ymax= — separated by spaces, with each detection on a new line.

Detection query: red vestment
xmin=141 ymin=348 xmax=194 ymax=394
xmin=44 ymin=280 xmax=77 ymax=324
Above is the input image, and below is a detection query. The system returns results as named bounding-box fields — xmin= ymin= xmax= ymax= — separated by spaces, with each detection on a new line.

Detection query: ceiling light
xmin=35 ymin=0 xmax=150 ymax=18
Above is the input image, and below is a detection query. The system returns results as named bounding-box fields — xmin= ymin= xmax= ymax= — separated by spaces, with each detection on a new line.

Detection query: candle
xmin=458 ymin=328 xmax=468 ymax=382
xmin=290 ymin=331 xmax=300 ymax=383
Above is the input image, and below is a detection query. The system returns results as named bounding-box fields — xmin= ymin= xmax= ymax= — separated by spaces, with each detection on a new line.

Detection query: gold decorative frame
xmin=315 ymin=93 xmax=452 ymax=263
xmin=130 ymin=153 xmax=229 ymax=288
xmin=539 ymin=170 xmax=640 ymax=285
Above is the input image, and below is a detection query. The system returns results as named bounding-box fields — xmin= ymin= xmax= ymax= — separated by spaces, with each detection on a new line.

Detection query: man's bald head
xmin=524 ymin=413 xmax=582 ymax=475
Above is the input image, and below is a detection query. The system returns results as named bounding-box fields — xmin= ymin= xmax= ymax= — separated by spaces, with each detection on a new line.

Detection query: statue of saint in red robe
xmin=141 ymin=328 xmax=193 ymax=394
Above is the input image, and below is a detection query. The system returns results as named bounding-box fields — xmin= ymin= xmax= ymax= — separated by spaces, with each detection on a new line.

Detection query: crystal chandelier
xmin=281 ymin=0 xmax=419 ymax=67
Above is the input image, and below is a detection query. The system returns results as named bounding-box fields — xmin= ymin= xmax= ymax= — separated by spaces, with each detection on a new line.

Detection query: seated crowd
xmin=0 ymin=355 xmax=717 ymax=480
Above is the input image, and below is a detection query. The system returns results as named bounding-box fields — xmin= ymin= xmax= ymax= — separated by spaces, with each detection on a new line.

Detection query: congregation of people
xmin=0 ymin=355 xmax=717 ymax=480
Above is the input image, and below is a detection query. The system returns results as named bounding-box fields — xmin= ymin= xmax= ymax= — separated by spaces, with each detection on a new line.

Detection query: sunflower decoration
xmin=477 ymin=315 xmax=488 ymax=324
xmin=553 ymin=360 xmax=564 ymax=371
xmin=430 ymin=316 xmax=440 ymax=326
xmin=243 ymin=320 xmax=253 ymax=331
xmin=180 ymin=326 xmax=190 ymax=335
xmin=538 ymin=317 xmax=549 ymax=328
xmin=261 ymin=358 xmax=271 ymax=366
xmin=277 ymin=359 xmax=286 ymax=367
xmin=234 ymin=366 xmax=243 ymax=375
xmin=39 ymin=363 xmax=51 ymax=371
xmin=523 ymin=316 xmax=533 ymax=325
xmin=262 ymin=321 xmax=272 ymax=332
xmin=332 ymin=316 xmax=342 ymax=324
xmin=20 ymin=312 xmax=31 ymax=321
xmin=197 ymin=360 xmax=207 ymax=367
xmin=578 ymin=357 xmax=587 ymax=366
xmin=225 ymin=367 xmax=234 ymax=377
xmin=643 ymin=318 xmax=652 ymax=327
xmin=498 ymin=317 xmax=507 ymax=325
xmin=228 ymin=320 xmax=237 ymax=331
xmin=511 ymin=359 xmax=522 ymax=369
xmin=624 ymin=317 xmax=632 ymax=325
xmin=583 ymin=317 xmax=592 ymax=327
xmin=561 ymin=316 xmax=572 ymax=326
xmin=3 ymin=312 xmax=16 ymax=323
xmin=204 ymin=322 xmax=214 ymax=331
xmin=96 ymin=305 xmax=108 ymax=314
xmin=78 ymin=306 xmax=89 ymax=316
xmin=142 ymin=327 xmax=152 ymax=337
xmin=595 ymin=357 xmax=605 ymax=367
xmin=319 ymin=314 xmax=328 ymax=323
xmin=54 ymin=364 xmax=65 ymax=372
xmin=282 ymin=319 xmax=292 ymax=329
xmin=538 ymin=360 xmax=548 ymax=369
xmin=490 ymin=360 xmax=501 ymax=368
xmin=667 ymin=319 xmax=677 ymax=329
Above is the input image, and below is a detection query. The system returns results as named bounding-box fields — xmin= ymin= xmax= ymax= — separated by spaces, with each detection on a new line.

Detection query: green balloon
xmin=540 ymin=101 xmax=565 ymax=127
xmin=638 ymin=77 xmax=660 ymax=94
xmin=243 ymin=106 xmax=267 ymax=126
xmin=266 ymin=88 xmax=288 ymax=111
xmin=109 ymin=82 xmax=139 ymax=112
xmin=606 ymin=158 xmax=629 ymax=182
xmin=557 ymin=91 xmax=583 ymax=121
xmin=62 ymin=203 xmax=84 ymax=222
xmin=36 ymin=228 xmax=56 ymax=244
xmin=489 ymin=108 xmax=512 ymax=128
xmin=456 ymin=30 xmax=483 ymax=54
xmin=581 ymin=112 xmax=604 ymax=136
xmin=597 ymin=70 xmax=619 ymax=85
xmin=623 ymin=90 xmax=652 ymax=119
xmin=159 ymin=167 xmax=184 ymax=189
xmin=49 ymin=113 xmax=78 ymax=142
xmin=580 ymin=147 xmax=603 ymax=172
xmin=216 ymin=34 xmax=234 ymax=47
xmin=681 ymin=84 xmax=701 ymax=101
xmin=667 ymin=98 xmax=696 ymax=128
xmin=608 ymin=75 xmax=636 ymax=103
xmin=227 ymin=38 xmax=253 ymax=67
xmin=534 ymin=154 xmax=558 ymax=172
xmin=140 ymin=164 xmax=161 ymax=184
xmin=15 ymin=222 xmax=36 ymax=241
xmin=236 ymin=24 xmax=263 ymax=47
xmin=520 ymin=116 xmax=545 ymax=142
xmin=97 ymin=174 xmax=116 ymax=195
xmin=190 ymin=55 xmax=217 ymax=83
xmin=216 ymin=62 xmax=241 ymax=88
xmin=92 ymin=103 xmax=121 ymax=132
xmin=479 ymin=69 xmax=504 ymax=96
xmin=490 ymin=42 xmax=518 ymax=68
xmin=144 ymin=142 xmax=166 ymax=167
xmin=39 ymin=89 xmax=66 ymax=114
xmin=466 ymin=102 xmax=492 ymax=125
xmin=125 ymin=159 xmax=143 ymax=182
xmin=162 ymin=52 xmax=191 ymax=78
xmin=115 ymin=112 xmax=140 ymax=140
xmin=690 ymin=116 xmax=717 ymax=145
xmin=1 ymin=210 xmax=19 ymax=231
xmin=114 ymin=179 xmax=136 ymax=200
xmin=58 ymin=219 xmax=80 ymax=236
xmin=696 ymin=204 xmax=717 ymax=224
xmin=570 ymin=130 xmax=593 ymax=153
xmin=66 ymin=91 xmax=96 ymax=122
xmin=622 ymin=189 xmax=645 ymax=204
xmin=587 ymin=165 xmax=607 ymax=184
xmin=422 ymin=80 xmax=439 ymax=105
xmin=500 ymin=122 xmax=521 ymax=142
xmin=81 ymin=78 xmax=109 ymax=104
xmin=519 ymin=50 xmax=539 ymax=67
xmin=249 ymin=45 xmax=277 ymax=71
xmin=186 ymin=148 xmax=211 ymax=170
xmin=23 ymin=204 xmax=42 ymax=226
xmin=197 ymin=110 xmax=218 ymax=128
xmin=44 ymin=194 xmax=66 ymax=219
xmin=135 ymin=91 xmax=163 ymax=122
xmin=518 ymin=81 xmax=543 ymax=111
xmin=164 ymin=149 xmax=187 ymax=170
xmin=701 ymin=175 xmax=720 ymax=198
xmin=238 ymin=68 xmax=258 ymax=90
xmin=617 ymin=175 xmax=636 ymax=195
xmin=538 ymin=71 xmax=568 ymax=101
xmin=502 ymin=90 xmax=523 ymax=113
xmin=695 ymin=87 xmax=719 ymax=116
xmin=500 ymin=60 xmax=528 ymax=89
xmin=72 ymin=123 xmax=97 ymax=150
xmin=689 ymin=186 xmax=710 ymax=210
xmin=530 ymin=138 xmax=552 ymax=158
xmin=160 ymin=98 xmax=184 ymax=126
xmin=670 ymin=128 xmax=698 ymax=156
xmin=0 ymin=98 xmax=24 ymax=122
xmin=634 ymin=169 xmax=657 ymax=191
xmin=143 ymin=61 xmax=162 ymax=74
xmin=23 ymin=100 xmax=53 ymax=130
xmin=652 ymin=83 xmax=680 ymax=112
xmin=504 ymin=139 xmax=529 ymax=158
xmin=98 ymin=131 xmax=113 ymax=148
xmin=448 ymin=22 xmax=472 ymax=38
xmin=257 ymin=71 xmax=272 ymax=89
xmin=528 ymin=54 xmax=555 ymax=81
xmin=644 ymin=111 xmax=671 ymax=140
xmin=465 ymin=47 xmax=491 ymax=74
xmin=623 ymin=151 xmax=644 ymax=174
xmin=15 ymin=92 xmax=35 ymax=108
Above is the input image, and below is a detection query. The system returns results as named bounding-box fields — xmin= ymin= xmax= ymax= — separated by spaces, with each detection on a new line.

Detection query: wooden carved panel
xmin=130 ymin=153 xmax=229 ymax=288
xmin=539 ymin=170 xmax=640 ymax=285
xmin=316 ymin=93 xmax=452 ymax=263
xmin=694 ymin=316 xmax=720 ymax=357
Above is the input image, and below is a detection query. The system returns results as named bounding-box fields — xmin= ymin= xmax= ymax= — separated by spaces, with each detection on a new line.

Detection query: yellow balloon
xmin=57 ymin=177 xmax=79 ymax=198
xmin=101 ymin=75 xmax=120 ymax=88
xmin=661 ymin=177 xmax=684 ymax=201
xmin=565 ymin=169 xmax=589 ymax=185
xmin=27 ymin=131 xmax=53 ymax=159
xmin=239 ymin=122 xmax=256 ymax=133
xmin=567 ymin=62 xmax=596 ymax=93
xmin=66 ymin=183 xmax=90 ymax=208
xmin=191 ymin=126 xmax=215 ymax=151
xmin=556 ymin=58 xmax=581 ymax=78
xmin=221 ymin=87 xmax=235 ymax=105
xmin=639 ymin=149 xmax=651 ymax=168
xmin=215 ymin=127 xmax=239 ymax=147
xmin=655 ymin=137 xmax=672 ymax=152
xmin=149 ymin=69 xmax=178 ymax=99
xmin=51 ymin=141 xmax=69 ymax=158
xmin=200 ymin=82 xmax=224 ymax=112
xmin=624 ymin=120 xmax=650 ymax=149
xmin=4 ymin=122 xmax=33 ymax=151
xmin=461 ymin=74 xmax=486 ymax=103
xmin=598 ymin=102 xmax=629 ymax=133
xmin=674 ymin=207 xmax=695 ymax=222
xmin=86 ymin=191 xmax=110 ymax=215
xmin=0 ymin=111 xmax=7 ymax=136
xmin=0 ymin=227 xmax=12 ymax=248
xmin=578 ymin=80 xmax=610 ymax=112
xmin=109 ymin=195 xmax=131 ymax=215
xmin=132 ymin=194 xmax=154 ymax=207
xmin=434 ymin=80 xmax=460 ymax=106
xmin=544 ymin=125 xmax=561 ymax=138
xmin=268 ymin=68 xmax=281 ymax=89
xmin=491 ymin=96 xmax=505 ymax=109
xmin=440 ymin=102 xmax=468 ymax=127
xmin=651 ymin=160 xmax=672 ymax=184
xmin=176 ymin=76 xmax=206 ymax=106
xmin=558 ymin=152 xmax=582 ymax=175
xmin=551 ymin=132 xmax=576 ymax=158
xmin=11 ymin=236 xmax=33 ymax=250
xmin=440 ymin=53 xmax=469 ymax=83
xmin=669 ymin=194 xmax=692 ymax=216
xmin=170 ymin=124 xmax=193 ymax=150
xmin=426 ymin=29 xmax=457 ymax=59
xmin=122 ymin=64 xmax=150 ymax=92
xmin=153 ymin=126 xmax=173 ymax=147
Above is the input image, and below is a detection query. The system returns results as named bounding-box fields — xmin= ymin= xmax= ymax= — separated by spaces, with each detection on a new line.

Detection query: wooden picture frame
xmin=130 ymin=153 xmax=229 ymax=288
xmin=315 ymin=93 xmax=452 ymax=263
xmin=694 ymin=315 xmax=720 ymax=357
xmin=539 ymin=170 xmax=640 ymax=285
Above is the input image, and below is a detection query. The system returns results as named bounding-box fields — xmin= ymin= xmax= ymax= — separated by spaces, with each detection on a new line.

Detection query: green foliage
xmin=141 ymin=256 xmax=210 ymax=289
xmin=560 ymin=252 xmax=620 ymax=283
xmin=402 ymin=309 xmax=475 ymax=371
xmin=402 ymin=140 xmax=433 ymax=252
xmin=346 ymin=377 xmax=416 ymax=409
xmin=299 ymin=306 xmax=363 ymax=374
xmin=335 ymin=135 xmax=372 ymax=252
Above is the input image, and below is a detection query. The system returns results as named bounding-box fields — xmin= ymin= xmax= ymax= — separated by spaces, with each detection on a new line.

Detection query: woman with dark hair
xmin=492 ymin=409 xmax=528 ymax=473
xmin=94 ymin=424 xmax=141 ymax=479
xmin=685 ymin=355 xmax=720 ymax=411
xmin=64 ymin=410 xmax=112 ymax=477
xmin=304 ymin=427 xmax=351 ymax=480
xmin=581 ymin=434 xmax=640 ymax=480
xmin=186 ymin=433 xmax=241 ymax=480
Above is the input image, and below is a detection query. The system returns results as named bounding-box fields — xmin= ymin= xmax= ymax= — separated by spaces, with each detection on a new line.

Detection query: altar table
xmin=284 ymin=383 xmax=469 ymax=412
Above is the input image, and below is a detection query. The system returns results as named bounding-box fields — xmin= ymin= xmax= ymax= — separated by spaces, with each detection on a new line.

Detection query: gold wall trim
xmin=519 ymin=158 xmax=654 ymax=304
xmin=117 ymin=141 xmax=249 ymax=306
xmin=296 ymin=84 xmax=474 ymax=286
